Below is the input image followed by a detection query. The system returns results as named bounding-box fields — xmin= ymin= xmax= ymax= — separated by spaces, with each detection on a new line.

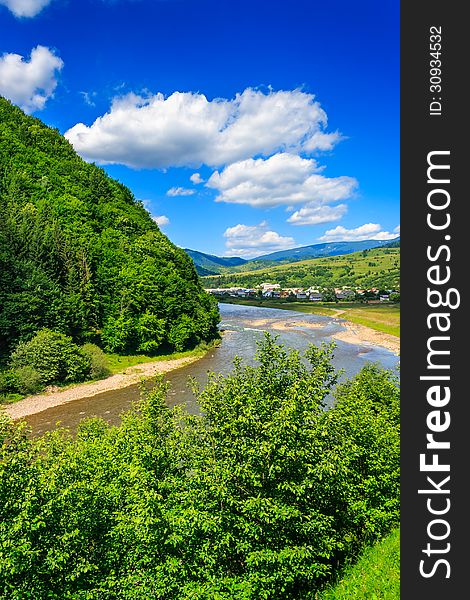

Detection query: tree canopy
xmin=0 ymin=97 xmax=219 ymax=358
xmin=0 ymin=336 xmax=400 ymax=599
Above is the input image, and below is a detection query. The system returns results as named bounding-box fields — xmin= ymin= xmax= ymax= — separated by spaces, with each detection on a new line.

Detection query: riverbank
xmin=2 ymin=353 xmax=205 ymax=421
xmin=219 ymin=298 xmax=400 ymax=338
xmin=239 ymin=316 xmax=400 ymax=355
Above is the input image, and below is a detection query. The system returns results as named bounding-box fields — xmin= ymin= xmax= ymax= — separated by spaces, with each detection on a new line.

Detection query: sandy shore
xmin=246 ymin=318 xmax=324 ymax=331
xmin=244 ymin=317 xmax=400 ymax=355
xmin=332 ymin=321 xmax=400 ymax=355
xmin=2 ymin=355 xmax=202 ymax=421
xmin=2 ymin=316 xmax=399 ymax=421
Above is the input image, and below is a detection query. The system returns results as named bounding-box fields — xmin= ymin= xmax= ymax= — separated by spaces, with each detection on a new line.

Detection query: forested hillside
xmin=0 ymin=97 xmax=219 ymax=358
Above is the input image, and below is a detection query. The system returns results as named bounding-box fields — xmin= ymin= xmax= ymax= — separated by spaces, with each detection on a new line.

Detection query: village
xmin=206 ymin=282 xmax=400 ymax=303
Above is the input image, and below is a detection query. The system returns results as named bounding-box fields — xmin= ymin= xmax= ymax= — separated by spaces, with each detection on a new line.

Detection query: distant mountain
xmin=184 ymin=249 xmax=247 ymax=275
xmin=250 ymin=239 xmax=398 ymax=263
xmin=380 ymin=238 xmax=400 ymax=248
xmin=186 ymin=239 xmax=400 ymax=275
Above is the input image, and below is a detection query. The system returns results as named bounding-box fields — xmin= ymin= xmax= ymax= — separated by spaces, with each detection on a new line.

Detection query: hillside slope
xmin=184 ymin=249 xmax=246 ymax=275
xmin=202 ymin=247 xmax=400 ymax=291
xmin=0 ymin=97 xmax=219 ymax=356
xmin=187 ymin=239 xmax=399 ymax=275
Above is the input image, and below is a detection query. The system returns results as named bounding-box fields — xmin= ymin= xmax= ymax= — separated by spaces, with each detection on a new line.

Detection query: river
xmin=24 ymin=303 xmax=400 ymax=436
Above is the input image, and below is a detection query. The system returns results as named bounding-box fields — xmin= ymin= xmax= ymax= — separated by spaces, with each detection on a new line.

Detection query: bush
xmin=0 ymin=369 xmax=20 ymax=394
xmin=14 ymin=365 xmax=44 ymax=394
xmin=80 ymin=343 xmax=111 ymax=379
xmin=0 ymin=335 xmax=399 ymax=599
xmin=10 ymin=329 xmax=91 ymax=386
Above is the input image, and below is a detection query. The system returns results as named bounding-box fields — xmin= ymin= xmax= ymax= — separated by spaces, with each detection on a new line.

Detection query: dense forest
xmin=0 ymin=98 xmax=219 ymax=362
xmin=0 ymin=336 xmax=400 ymax=599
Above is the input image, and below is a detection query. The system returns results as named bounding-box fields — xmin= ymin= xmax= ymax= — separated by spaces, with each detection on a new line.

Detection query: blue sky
xmin=0 ymin=0 xmax=399 ymax=258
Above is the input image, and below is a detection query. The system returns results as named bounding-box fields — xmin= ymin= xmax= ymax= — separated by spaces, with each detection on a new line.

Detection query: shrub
xmin=80 ymin=343 xmax=111 ymax=379
xmin=0 ymin=336 xmax=400 ymax=599
xmin=10 ymin=329 xmax=91 ymax=386
xmin=14 ymin=365 xmax=44 ymax=394
xmin=0 ymin=369 xmax=20 ymax=394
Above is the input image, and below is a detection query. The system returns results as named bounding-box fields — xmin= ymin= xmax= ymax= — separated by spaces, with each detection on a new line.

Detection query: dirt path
xmin=2 ymin=355 xmax=202 ymax=421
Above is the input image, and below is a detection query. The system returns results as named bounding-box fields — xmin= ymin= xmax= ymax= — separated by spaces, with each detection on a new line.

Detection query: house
xmin=335 ymin=289 xmax=355 ymax=300
xmin=309 ymin=292 xmax=323 ymax=302
xmin=261 ymin=282 xmax=280 ymax=292
xmin=379 ymin=294 xmax=390 ymax=302
xmin=296 ymin=290 xmax=308 ymax=300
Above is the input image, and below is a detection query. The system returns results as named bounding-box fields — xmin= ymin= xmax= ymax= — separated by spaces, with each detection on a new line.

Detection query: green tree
xmin=10 ymin=329 xmax=91 ymax=386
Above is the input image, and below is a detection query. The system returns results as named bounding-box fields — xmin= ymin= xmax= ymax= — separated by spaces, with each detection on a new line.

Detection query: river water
xmin=25 ymin=303 xmax=399 ymax=436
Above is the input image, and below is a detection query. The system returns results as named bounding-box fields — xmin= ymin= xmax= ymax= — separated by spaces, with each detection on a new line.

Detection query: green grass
xmin=318 ymin=528 xmax=400 ymax=599
xmin=203 ymin=247 xmax=400 ymax=291
xmin=220 ymin=298 xmax=400 ymax=338
xmin=105 ymin=343 xmax=216 ymax=375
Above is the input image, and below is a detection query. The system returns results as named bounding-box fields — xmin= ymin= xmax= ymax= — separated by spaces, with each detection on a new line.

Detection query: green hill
xmin=0 ymin=97 xmax=219 ymax=358
xmin=184 ymin=249 xmax=246 ymax=275
xmin=186 ymin=239 xmax=399 ymax=276
xmin=202 ymin=246 xmax=400 ymax=291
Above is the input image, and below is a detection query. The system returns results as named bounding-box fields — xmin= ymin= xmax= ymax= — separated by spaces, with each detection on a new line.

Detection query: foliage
xmin=80 ymin=343 xmax=111 ymax=379
xmin=0 ymin=97 xmax=219 ymax=358
xmin=0 ymin=336 xmax=399 ymax=599
xmin=318 ymin=527 xmax=400 ymax=599
xmin=10 ymin=328 xmax=91 ymax=386
xmin=0 ymin=369 xmax=19 ymax=394
xmin=11 ymin=365 xmax=43 ymax=394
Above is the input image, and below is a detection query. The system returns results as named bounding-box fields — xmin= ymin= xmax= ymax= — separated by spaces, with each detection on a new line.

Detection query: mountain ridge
xmin=186 ymin=238 xmax=400 ymax=275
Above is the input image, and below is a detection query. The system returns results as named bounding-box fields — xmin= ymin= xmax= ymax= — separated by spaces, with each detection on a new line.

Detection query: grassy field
xmin=220 ymin=298 xmax=400 ymax=337
xmin=318 ymin=528 xmax=400 ymax=599
xmin=105 ymin=342 xmax=215 ymax=374
xmin=203 ymin=247 xmax=400 ymax=291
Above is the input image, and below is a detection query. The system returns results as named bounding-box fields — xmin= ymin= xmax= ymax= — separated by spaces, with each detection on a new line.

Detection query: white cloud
xmin=287 ymin=203 xmax=348 ymax=226
xmin=64 ymin=88 xmax=341 ymax=168
xmin=206 ymin=153 xmax=357 ymax=208
xmin=394 ymin=224 xmax=400 ymax=234
xmin=223 ymin=221 xmax=295 ymax=258
xmin=166 ymin=186 xmax=195 ymax=197
xmin=190 ymin=173 xmax=204 ymax=184
xmin=80 ymin=91 xmax=97 ymax=107
xmin=0 ymin=45 xmax=63 ymax=113
xmin=0 ymin=0 xmax=52 ymax=17
xmin=303 ymin=130 xmax=342 ymax=151
xmin=152 ymin=215 xmax=170 ymax=227
xmin=318 ymin=223 xmax=400 ymax=242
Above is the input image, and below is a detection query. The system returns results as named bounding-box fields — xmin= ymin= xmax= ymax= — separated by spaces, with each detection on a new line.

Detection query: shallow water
xmin=24 ymin=303 xmax=399 ymax=436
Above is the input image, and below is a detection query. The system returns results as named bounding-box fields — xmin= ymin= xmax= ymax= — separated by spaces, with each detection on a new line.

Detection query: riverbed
xmin=21 ymin=303 xmax=400 ymax=436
